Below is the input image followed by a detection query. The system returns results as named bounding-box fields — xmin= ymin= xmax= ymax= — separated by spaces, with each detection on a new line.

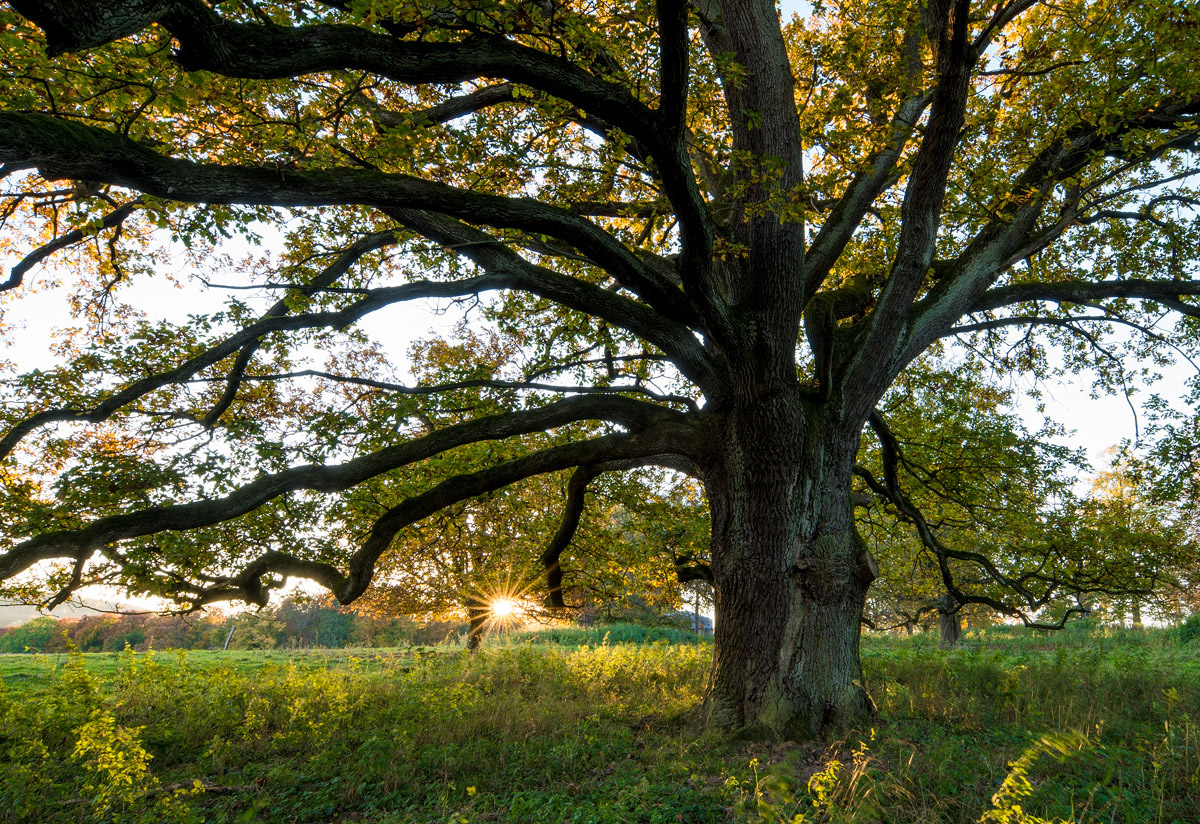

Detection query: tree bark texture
xmin=939 ymin=611 xmax=962 ymax=649
xmin=700 ymin=396 xmax=876 ymax=738
xmin=936 ymin=592 xmax=961 ymax=648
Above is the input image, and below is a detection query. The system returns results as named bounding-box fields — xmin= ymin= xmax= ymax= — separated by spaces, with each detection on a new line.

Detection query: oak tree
xmin=1 ymin=0 xmax=1199 ymax=737
xmin=1072 ymin=458 xmax=1199 ymax=624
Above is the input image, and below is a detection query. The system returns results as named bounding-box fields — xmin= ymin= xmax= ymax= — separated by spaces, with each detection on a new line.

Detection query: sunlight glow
xmin=491 ymin=598 xmax=518 ymax=618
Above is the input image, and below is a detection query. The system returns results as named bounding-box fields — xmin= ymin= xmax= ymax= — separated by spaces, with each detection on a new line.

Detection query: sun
xmin=490 ymin=598 xmax=518 ymax=618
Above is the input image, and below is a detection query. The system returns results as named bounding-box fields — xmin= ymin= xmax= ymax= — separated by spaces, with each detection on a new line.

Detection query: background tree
xmin=226 ymin=609 xmax=286 ymax=650
xmin=858 ymin=377 xmax=1200 ymax=640
xmin=0 ymin=615 xmax=59 ymax=653
xmin=1069 ymin=458 xmax=1199 ymax=624
xmin=1138 ymin=405 xmax=1200 ymax=618
xmin=856 ymin=360 xmax=1090 ymax=644
xmin=1 ymin=0 xmax=1199 ymax=738
xmin=344 ymin=326 xmax=708 ymax=645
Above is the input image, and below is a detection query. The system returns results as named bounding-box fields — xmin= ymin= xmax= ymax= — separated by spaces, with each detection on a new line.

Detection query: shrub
xmin=0 ymin=616 xmax=58 ymax=652
xmin=1179 ymin=614 xmax=1200 ymax=644
xmin=510 ymin=622 xmax=704 ymax=646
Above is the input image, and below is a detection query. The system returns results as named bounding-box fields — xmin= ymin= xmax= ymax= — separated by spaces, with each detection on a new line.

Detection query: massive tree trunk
xmin=701 ymin=395 xmax=877 ymax=738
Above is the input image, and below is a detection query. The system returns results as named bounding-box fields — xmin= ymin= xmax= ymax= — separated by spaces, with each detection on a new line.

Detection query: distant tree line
xmin=0 ymin=590 xmax=713 ymax=654
xmin=0 ymin=597 xmax=459 ymax=654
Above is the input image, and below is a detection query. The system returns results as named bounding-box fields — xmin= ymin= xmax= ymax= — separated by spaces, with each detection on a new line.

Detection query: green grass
xmin=1 ymin=625 xmax=1198 ymax=823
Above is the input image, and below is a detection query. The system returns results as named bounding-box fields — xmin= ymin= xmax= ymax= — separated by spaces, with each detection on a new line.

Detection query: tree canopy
xmin=1 ymin=0 xmax=1198 ymax=736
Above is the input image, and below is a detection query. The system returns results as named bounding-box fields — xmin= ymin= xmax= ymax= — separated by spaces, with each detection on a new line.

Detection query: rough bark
xmin=700 ymin=396 xmax=877 ymax=738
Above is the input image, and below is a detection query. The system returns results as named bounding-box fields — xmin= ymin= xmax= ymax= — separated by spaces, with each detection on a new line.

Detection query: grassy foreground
xmin=1 ymin=624 xmax=1198 ymax=823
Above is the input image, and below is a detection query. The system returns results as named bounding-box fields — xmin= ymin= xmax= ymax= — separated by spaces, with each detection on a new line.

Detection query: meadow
xmin=1 ymin=622 xmax=1198 ymax=823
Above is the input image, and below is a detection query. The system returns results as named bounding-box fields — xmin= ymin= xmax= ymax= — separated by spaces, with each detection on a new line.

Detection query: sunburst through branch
xmin=490 ymin=597 xmax=518 ymax=619
xmin=460 ymin=566 xmax=541 ymax=647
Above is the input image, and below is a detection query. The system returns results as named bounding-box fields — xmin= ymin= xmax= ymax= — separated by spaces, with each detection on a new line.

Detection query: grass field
xmin=1 ymin=623 xmax=1198 ymax=823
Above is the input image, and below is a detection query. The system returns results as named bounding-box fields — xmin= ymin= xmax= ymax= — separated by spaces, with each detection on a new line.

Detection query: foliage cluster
xmin=2 ymin=626 xmax=1198 ymax=823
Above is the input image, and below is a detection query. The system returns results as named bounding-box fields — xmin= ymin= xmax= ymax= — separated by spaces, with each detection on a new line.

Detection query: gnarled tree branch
xmin=0 ymin=112 xmax=688 ymax=323
xmin=1 ymin=394 xmax=688 ymax=585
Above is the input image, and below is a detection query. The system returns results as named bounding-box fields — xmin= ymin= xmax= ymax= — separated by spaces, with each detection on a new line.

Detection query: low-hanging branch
xmin=197 ymin=369 xmax=702 ymax=413
xmin=380 ymin=208 xmax=710 ymax=377
xmin=0 ymin=270 xmax=563 ymax=462
xmin=195 ymin=425 xmax=696 ymax=607
xmin=0 ymin=222 xmax=715 ymax=461
xmin=1 ymin=394 xmax=687 ymax=585
xmin=855 ymin=461 xmax=1087 ymax=629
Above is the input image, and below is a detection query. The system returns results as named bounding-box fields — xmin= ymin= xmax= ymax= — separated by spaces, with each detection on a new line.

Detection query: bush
xmin=510 ymin=622 xmax=704 ymax=646
xmin=0 ymin=616 xmax=59 ymax=653
xmin=1179 ymin=614 xmax=1200 ymax=644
